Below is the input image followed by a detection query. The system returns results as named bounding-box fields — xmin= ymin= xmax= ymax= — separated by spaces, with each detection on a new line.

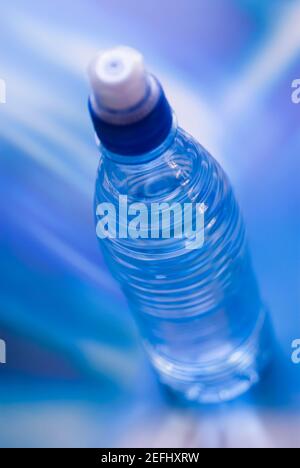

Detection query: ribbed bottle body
xmin=94 ymin=126 xmax=272 ymax=403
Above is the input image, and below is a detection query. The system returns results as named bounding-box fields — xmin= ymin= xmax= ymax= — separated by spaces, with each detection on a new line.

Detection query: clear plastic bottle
xmin=88 ymin=47 xmax=273 ymax=403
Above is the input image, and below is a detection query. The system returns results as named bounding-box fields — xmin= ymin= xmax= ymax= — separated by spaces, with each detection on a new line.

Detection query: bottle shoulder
xmin=95 ymin=127 xmax=231 ymax=208
xmin=94 ymin=127 xmax=245 ymax=263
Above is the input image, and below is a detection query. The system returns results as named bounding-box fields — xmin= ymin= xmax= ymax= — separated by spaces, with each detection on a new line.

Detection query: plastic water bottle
xmin=88 ymin=46 xmax=272 ymax=403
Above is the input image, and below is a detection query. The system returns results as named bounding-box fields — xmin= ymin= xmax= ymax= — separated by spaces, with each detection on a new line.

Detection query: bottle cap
xmin=88 ymin=46 xmax=148 ymax=112
xmin=88 ymin=46 xmax=173 ymax=155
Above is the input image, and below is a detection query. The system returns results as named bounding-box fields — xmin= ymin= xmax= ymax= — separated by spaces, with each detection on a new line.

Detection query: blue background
xmin=0 ymin=0 xmax=300 ymax=447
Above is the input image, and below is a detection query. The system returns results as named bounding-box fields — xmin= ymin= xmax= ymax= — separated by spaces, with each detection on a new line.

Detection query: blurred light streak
xmin=0 ymin=123 xmax=90 ymax=196
xmin=79 ymin=340 xmax=139 ymax=384
xmin=222 ymin=2 xmax=300 ymax=116
xmin=25 ymin=222 xmax=120 ymax=295
xmin=4 ymin=8 xmax=221 ymax=158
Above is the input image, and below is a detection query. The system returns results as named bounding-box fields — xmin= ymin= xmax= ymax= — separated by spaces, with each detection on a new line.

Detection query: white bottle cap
xmin=88 ymin=46 xmax=149 ymax=111
xmin=88 ymin=46 xmax=160 ymax=125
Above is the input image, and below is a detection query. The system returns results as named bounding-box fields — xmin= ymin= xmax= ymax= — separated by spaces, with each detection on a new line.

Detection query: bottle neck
xmin=96 ymin=123 xmax=197 ymax=206
xmin=99 ymin=114 xmax=178 ymax=165
xmin=89 ymin=78 xmax=174 ymax=157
